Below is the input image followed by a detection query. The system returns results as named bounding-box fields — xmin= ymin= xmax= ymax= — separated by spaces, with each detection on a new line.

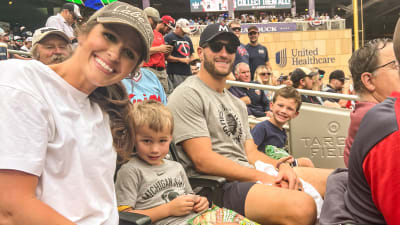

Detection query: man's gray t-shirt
xmin=167 ymin=75 xmax=253 ymax=177
xmin=115 ymin=156 xmax=197 ymax=225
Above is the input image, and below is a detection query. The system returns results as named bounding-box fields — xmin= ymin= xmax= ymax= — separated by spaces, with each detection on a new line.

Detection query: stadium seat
xmin=288 ymin=102 xmax=350 ymax=169
xmin=168 ymin=142 xmax=226 ymax=206
xmin=119 ymin=211 xmax=151 ymax=225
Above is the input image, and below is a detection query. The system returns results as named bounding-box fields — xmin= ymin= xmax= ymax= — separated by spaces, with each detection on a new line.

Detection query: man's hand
xmin=193 ymin=196 xmax=208 ymax=213
xmin=180 ymin=57 xmax=191 ymax=64
xmin=167 ymin=195 xmax=195 ymax=216
xmin=275 ymin=163 xmax=302 ymax=191
xmin=158 ymin=44 xmax=173 ymax=54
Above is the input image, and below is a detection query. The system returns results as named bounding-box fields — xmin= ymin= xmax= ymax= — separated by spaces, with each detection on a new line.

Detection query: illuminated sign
xmin=190 ymin=0 xmax=291 ymax=12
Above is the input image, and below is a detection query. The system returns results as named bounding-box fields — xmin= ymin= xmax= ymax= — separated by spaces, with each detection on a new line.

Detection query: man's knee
xmin=245 ymin=185 xmax=316 ymax=225
xmin=298 ymin=157 xmax=315 ymax=168
xmin=290 ymin=194 xmax=317 ymax=225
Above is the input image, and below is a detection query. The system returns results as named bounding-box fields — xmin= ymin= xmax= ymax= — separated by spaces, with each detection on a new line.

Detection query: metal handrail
xmin=8 ymin=49 xmax=32 ymax=57
xmin=226 ymin=80 xmax=360 ymax=101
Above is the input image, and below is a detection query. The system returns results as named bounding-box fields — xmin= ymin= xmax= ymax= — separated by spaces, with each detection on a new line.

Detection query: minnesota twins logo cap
xmin=88 ymin=1 xmax=154 ymax=62
xmin=199 ymin=23 xmax=240 ymax=47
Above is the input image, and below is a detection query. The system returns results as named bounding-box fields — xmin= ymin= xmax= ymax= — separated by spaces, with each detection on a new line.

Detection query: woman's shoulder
xmin=0 ymin=59 xmax=54 ymax=81
xmin=0 ymin=60 xmax=54 ymax=96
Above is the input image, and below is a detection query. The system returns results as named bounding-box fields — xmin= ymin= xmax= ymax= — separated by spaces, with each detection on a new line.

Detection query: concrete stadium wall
xmin=190 ymin=29 xmax=353 ymax=81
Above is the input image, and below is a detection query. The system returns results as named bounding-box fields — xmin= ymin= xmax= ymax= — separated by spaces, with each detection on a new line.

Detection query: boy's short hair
xmin=131 ymin=100 xmax=174 ymax=134
xmin=272 ymin=86 xmax=302 ymax=112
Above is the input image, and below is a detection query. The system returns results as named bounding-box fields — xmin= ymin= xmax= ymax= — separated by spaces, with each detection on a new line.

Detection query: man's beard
xmin=50 ymin=54 xmax=68 ymax=64
xmin=203 ymin=55 xmax=233 ymax=78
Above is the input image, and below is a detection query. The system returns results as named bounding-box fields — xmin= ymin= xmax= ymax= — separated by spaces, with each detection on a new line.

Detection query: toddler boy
xmin=115 ymin=100 xmax=254 ymax=225
xmin=115 ymin=100 xmax=209 ymax=225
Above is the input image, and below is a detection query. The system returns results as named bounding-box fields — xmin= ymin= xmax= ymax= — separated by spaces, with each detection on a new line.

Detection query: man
xmin=45 ymin=3 xmax=82 ymax=41
xmin=291 ymin=67 xmax=322 ymax=104
xmin=143 ymin=7 xmax=162 ymax=29
xmin=31 ymin=27 xmax=72 ymax=65
xmin=342 ymin=38 xmax=400 ymax=167
xmin=12 ymin=36 xmax=24 ymax=50
xmin=322 ymin=69 xmax=348 ymax=106
xmin=320 ymin=24 xmax=400 ymax=224
xmin=245 ymin=25 xmax=271 ymax=79
xmin=168 ymin=23 xmax=331 ymax=225
xmin=164 ymin=18 xmax=195 ymax=90
xmin=142 ymin=12 xmax=175 ymax=93
xmin=228 ymin=20 xmax=249 ymax=69
xmin=20 ymin=37 xmax=32 ymax=52
xmin=228 ymin=62 xmax=270 ymax=118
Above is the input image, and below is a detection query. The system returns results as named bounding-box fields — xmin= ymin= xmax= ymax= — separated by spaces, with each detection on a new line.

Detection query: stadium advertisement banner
xmin=240 ymin=23 xmax=297 ymax=33
xmin=190 ymin=0 xmax=291 ymax=12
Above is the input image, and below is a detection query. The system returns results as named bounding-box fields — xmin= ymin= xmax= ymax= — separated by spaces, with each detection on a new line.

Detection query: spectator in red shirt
xmin=143 ymin=8 xmax=175 ymax=93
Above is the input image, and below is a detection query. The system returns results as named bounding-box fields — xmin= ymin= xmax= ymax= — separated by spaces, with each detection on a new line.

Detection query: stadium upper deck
xmin=0 ymin=0 xmax=398 ymax=39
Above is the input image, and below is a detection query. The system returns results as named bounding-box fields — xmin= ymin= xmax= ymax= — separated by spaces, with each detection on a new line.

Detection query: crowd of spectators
xmin=186 ymin=11 xmax=341 ymax=25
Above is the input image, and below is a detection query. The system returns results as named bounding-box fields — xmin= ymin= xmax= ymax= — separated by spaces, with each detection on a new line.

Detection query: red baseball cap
xmin=161 ymin=15 xmax=175 ymax=29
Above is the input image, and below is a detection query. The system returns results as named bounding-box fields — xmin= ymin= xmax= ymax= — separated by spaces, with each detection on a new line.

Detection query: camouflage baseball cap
xmin=88 ymin=2 xmax=154 ymax=62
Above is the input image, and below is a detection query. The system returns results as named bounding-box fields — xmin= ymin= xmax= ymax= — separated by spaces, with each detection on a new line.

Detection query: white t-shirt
xmin=0 ymin=59 xmax=118 ymax=225
xmin=46 ymin=13 xmax=75 ymax=39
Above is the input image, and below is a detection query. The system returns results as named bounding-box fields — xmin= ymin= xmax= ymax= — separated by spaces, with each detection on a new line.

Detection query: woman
xmin=253 ymin=65 xmax=274 ymax=100
xmin=0 ymin=2 xmax=153 ymax=225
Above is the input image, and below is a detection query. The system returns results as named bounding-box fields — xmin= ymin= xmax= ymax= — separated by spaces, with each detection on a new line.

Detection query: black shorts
xmin=222 ymin=181 xmax=256 ymax=216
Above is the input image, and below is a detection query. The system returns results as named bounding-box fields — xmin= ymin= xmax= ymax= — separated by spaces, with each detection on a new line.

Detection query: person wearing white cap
xmin=20 ymin=37 xmax=33 ymax=52
xmin=45 ymin=3 xmax=82 ymax=41
xmin=0 ymin=2 xmax=153 ymax=224
xmin=164 ymin=18 xmax=195 ymax=90
xmin=30 ymin=27 xmax=72 ymax=65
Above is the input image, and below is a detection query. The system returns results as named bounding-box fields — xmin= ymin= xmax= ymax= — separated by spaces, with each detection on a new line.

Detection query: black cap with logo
xmin=199 ymin=23 xmax=240 ymax=47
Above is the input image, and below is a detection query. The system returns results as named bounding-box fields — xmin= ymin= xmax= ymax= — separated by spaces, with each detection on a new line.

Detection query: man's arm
xmin=244 ymin=139 xmax=301 ymax=190
xmin=363 ymin=133 xmax=400 ymax=224
xmin=166 ymin=55 xmax=190 ymax=64
xmin=149 ymin=45 xmax=172 ymax=55
xmin=228 ymin=87 xmax=251 ymax=105
xmin=181 ymin=137 xmax=276 ymax=184
xmin=264 ymin=46 xmax=272 ymax=70
xmin=265 ymin=61 xmax=272 ymax=71
xmin=45 ymin=17 xmax=63 ymax=31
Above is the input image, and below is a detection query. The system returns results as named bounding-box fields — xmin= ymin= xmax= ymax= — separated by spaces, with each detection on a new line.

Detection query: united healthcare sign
xmin=276 ymin=48 xmax=336 ymax=68
xmin=190 ymin=0 xmax=291 ymax=12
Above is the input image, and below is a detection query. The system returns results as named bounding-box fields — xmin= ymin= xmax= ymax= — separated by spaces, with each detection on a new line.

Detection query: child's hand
xmin=167 ymin=195 xmax=195 ymax=216
xmin=193 ymin=196 xmax=209 ymax=213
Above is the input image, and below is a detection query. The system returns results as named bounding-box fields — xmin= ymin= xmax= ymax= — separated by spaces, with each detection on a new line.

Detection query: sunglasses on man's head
xmin=204 ymin=41 xmax=238 ymax=54
xmin=231 ymin=27 xmax=241 ymax=32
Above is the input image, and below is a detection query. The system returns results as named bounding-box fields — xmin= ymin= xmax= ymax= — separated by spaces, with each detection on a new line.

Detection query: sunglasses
xmin=204 ymin=41 xmax=238 ymax=54
xmin=248 ymin=31 xmax=258 ymax=36
xmin=259 ymin=72 xmax=272 ymax=76
xmin=231 ymin=27 xmax=241 ymax=32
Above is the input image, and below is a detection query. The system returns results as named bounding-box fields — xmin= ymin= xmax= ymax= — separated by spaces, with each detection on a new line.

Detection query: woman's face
xmin=258 ymin=68 xmax=270 ymax=84
xmin=77 ymin=23 xmax=143 ymax=94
